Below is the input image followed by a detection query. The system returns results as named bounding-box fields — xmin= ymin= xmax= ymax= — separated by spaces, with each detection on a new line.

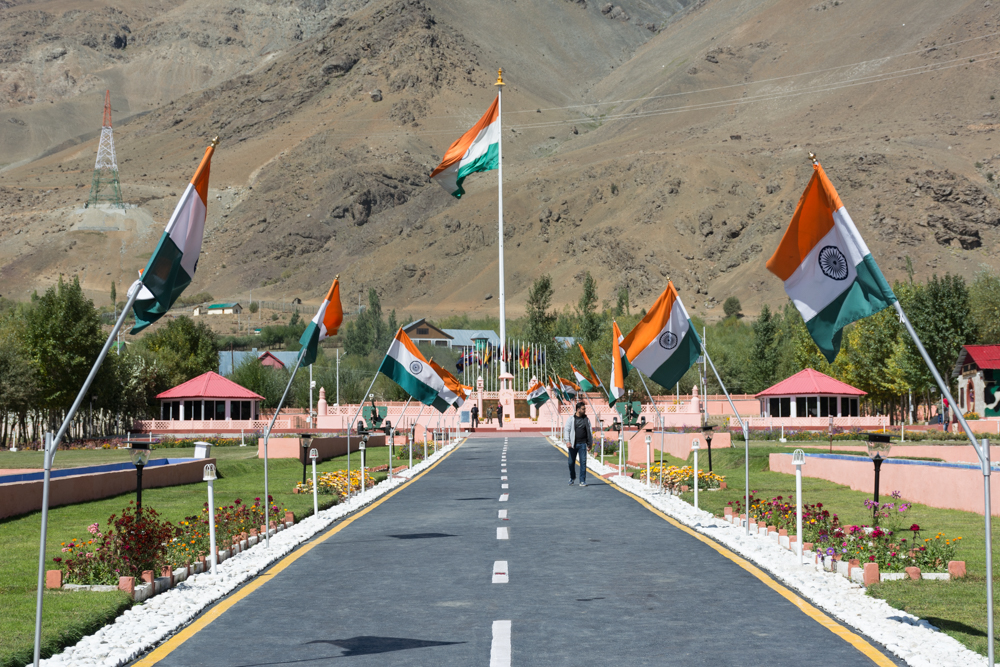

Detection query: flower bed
xmin=292 ymin=469 xmax=375 ymax=497
xmin=53 ymin=496 xmax=290 ymax=586
xmin=727 ymin=490 xmax=961 ymax=572
xmin=638 ymin=464 xmax=725 ymax=491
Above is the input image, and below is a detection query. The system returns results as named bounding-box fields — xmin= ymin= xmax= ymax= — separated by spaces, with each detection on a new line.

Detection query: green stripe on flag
xmin=528 ymin=392 xmax=549 ymax=407
xmin=806 ymin=255 xmax=898 ymax=363
xmin=646 ymin=327 xmax=701 ymax=390
xmin=378 ymin=355 xmax=440 ymax=406
xmin=298 ymin=322 xmax=321 ymax=367
xmin=451 ymin=143 xmax=499 ymax=198
xmin=431 ymin=396 xmax=452 ymax=413
xmin=131 ymin=234 xmax=191 ymax=333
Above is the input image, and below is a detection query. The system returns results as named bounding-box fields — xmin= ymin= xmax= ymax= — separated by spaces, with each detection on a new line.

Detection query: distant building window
xmin=435 ymin=340 xmax=448 ymax=346
xmin=417 ymin=327 xmax=429 ymax=335
xmin=780 ymin=397 xmax=791 ymax=417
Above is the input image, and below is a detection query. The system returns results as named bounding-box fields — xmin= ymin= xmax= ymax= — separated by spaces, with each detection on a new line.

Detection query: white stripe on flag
xmin=631 ymin=295 xmax=693 ymax=372
xmin=783 ymin=208 xmax=864 ymax=321
xmin=164 ymin=182 xmax=207 ymax=278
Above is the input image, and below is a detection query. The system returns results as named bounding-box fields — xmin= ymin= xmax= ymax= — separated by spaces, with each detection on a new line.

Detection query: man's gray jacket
xmin=563 ymin=415 xmax=594 ymax=448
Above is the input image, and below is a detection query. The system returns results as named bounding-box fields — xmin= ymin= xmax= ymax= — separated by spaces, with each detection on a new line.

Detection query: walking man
xmin=563 ymin=401 xmax=593 ymax=486
xmin=470 ymin=404 xmax=479 ymax=431
xmin=496 ymin=403 xmax=504 ymax=428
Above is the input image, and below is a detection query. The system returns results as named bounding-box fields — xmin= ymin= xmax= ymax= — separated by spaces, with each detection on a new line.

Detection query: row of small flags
xmin=456 ymin=345 xmax=545 ymax=372
xmin=129 ymin=94 xmax=894 ymax=415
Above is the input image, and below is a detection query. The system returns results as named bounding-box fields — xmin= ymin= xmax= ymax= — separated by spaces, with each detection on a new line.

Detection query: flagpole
xmin=495 ymin=69 xmax=507 ymax=375
xmin=33 ymin=278 xmax=141 ymax=667
xmin=260 ymin=347 xmax=308 ymax=548
xmin=701 ymin=343 xmax=750 ymax=535
xmin=892 ymin=300 xmax=994 ymax=661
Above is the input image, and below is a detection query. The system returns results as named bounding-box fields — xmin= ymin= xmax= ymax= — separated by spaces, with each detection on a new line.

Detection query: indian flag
xmin=548 ymin=376 xmax=566 ymax=402
xmin=429 ymin=359 xmax=470 ymax=412
xmin=298 ymin=277 xmax=343 ymax=367
xmin=611 ymin=321 xmax=628 ymax=405
xmin=621 ymin=281 xmax=701 ymax=391
xmin=378 ymin=329 xmax=447 ymax=406
xmin=578 ymin=344 xmax=607 ymax=397
xmin=558 ymin=377 xmax=580 ymax=399
xmin=429 ymin=96 xmax=499 ymax=198
xmin=131 ymin=140 xmax=216 ymax=333
xmin=527 ymin=381 xmax=549 ymax=407
xmin=766 ymin=161 xmax=896 ymax=362
xmin=572 ymin=364 xmax=596 ymax=393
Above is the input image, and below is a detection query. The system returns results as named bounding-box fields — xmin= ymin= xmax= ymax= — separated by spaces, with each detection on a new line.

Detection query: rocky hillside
xmin=0 ymin=0 xmax=998 ymax=324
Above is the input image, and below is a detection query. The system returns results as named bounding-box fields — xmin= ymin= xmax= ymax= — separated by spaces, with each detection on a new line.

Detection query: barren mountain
xmin=0 ymin=0 xmax=998 ymax=324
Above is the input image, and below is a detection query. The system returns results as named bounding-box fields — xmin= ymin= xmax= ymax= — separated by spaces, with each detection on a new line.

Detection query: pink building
xmin=157 ymin=372 xmax=263 ymax=422
xmin=747 ymin=368 xmax=887 ymax=430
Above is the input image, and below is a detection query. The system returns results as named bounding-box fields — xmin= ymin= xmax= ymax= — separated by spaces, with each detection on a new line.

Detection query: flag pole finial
xmin=495 ymin=68 xmax=505 ymax=87
xmin=808 ymin=151 xmax=818 ymax=165
xmin=211 ymin=136 xmax=220 ymax=147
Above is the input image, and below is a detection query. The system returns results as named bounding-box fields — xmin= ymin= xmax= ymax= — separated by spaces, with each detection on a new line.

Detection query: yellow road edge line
xmin=134 ymin=439 xmax=467 ymax=666
xmin=546 ymin=438 xmax=896 ymax=667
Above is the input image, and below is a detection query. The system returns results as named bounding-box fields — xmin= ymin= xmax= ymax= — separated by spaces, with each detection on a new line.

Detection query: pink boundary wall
xmin=0 ymin=458 xmax=216 ymax=520
xmin=770 ymin=453 xmax=1000 ymax=516
xmin=793 ymin=443 xmax=999 ymax=465
xmin=626 ymin=432 xmax=733 ymax=464
xmin=259 ymin=435 xmax=385 ymax=460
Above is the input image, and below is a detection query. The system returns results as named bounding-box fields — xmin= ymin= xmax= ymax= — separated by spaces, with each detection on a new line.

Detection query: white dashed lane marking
xmin=501 ymin=483 xmax=508 ymax=489
xmin=498 ymin=509 xmax=508 ymax=520
xmin=490 ymin=620 xmax=512 ymax=667
xmin=497 ymin=526 xmax=509 ymax=540
xmin=499 ymin=493 xmax=509 ymax=502
xmin=492 ymin=561 xmax=509 ymax=583
xmin=501 ymin=476 xmax=508 ymax=480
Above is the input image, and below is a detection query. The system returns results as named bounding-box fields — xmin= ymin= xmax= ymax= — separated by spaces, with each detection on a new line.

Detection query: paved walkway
xmin=134 ymin=436 xmax=898 ymax=666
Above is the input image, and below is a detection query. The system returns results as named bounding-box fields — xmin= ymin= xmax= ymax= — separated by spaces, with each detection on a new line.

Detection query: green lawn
xmin=0 ymin=444 xmax=407 ymax=667
xmin=655 ymin=442 xmax=999 ymax=658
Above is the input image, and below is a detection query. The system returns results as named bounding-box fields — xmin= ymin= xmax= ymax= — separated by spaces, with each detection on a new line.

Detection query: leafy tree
xmin=577 ymin=272 xmax=600 ymax=343
xmin=137 ymin=316 xmax=219 ymax=388
xmin=229 ymin=357 xmax=287 ymax=409
xmin=248 ymin=301 xmax=259 ymax=314
xmin=289 ymin=310 xmax=300 ymax=327
xmin=615 ymin=287 xmax=629 ymax=317
xmin=745 ymin=304 xmax=779 ymax=393
xmin=898 ymin=274 xmax=971 ymax=394
xmin=970 ymin=266 xmax=1000 ymax=344
xmin=22 ymin=276 xmax=107 ymax=414
xmin=525 ymin=275 xmax=557 ymax=344
xmin=839 ymin=306 xmax=900 ymax=409
xmin=110 ymin=282 xmax=116 ymax=311
xmin=723 ymin=296 xmax=742 ymax=319
xmin=343 ymin=289 xmax=387 ymax=357
xmin=784 ymin=303 xmax=833 ymax=374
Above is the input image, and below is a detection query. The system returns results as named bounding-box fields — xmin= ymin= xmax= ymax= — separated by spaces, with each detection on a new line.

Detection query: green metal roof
xmin=207 ymin=303 xmax=239 ymax=309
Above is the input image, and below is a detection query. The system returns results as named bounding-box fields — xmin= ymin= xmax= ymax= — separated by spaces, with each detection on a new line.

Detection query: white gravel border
xmin=35 ymin=438 xmax=464 ymax=667
xmin=554 ymin=437 xmax=995 ymax=667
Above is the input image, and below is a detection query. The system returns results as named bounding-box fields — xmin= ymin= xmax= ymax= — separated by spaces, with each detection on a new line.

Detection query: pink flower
xmin=88 ymin=523 xmax=100 ymax=534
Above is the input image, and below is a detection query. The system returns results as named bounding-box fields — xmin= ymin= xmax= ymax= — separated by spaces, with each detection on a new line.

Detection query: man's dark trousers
xmin=568 ymin=443 xmax=587 ymax=484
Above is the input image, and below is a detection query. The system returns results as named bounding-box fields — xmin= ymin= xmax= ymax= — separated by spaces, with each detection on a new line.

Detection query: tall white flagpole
xmin=496 ymin=69 xmax=507 ymax=375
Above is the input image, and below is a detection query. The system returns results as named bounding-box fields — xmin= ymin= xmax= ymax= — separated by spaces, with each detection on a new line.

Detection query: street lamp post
xmin=129 ymin=443 xmax=150 ymax=511
xmin=360 ymin=433 xmax=370 ymax=494
xmin=792 ymin=449 xmax=805 ymax=564
xmin=691 ymin=438 xmax=701 ymax=510
xmin=645 ymin=434 xmax=652 ymax=489
xmin=299 ymin=434 xmax=313 ymax=486
xmin=203 ymin=463 xmax=218 ymax=575
xmin=309 ymin=448 xmax=319 ymax=517
xmin=701 ymin=424 xmax=715 ymax=472
xmin=864 ymin=433 xmax=892 ymax=525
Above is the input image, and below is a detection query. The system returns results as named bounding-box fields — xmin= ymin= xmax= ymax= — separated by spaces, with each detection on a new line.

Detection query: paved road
xmin=138 ymin=436 xmax=896 ymax=666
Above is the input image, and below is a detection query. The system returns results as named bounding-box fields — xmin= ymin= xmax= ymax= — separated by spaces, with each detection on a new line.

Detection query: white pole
xmin=794 ymin=450 xmax=804 ymax=564
xmin=241 ymin=429 xmax=245 ymax=447
xmin=645 ymin=434 xmax=651 ymax=489
xmin=692 ymin=438 xmax=700 ymax=510
xmin=336 ymin=349 xmax=340 ymax=406
xmin=31 ymin=433 xmax=54 ymax=667
xmin=309 ymin=364 xmax=314 ymax=428
xmin=207 ymin=477 xmax=217 ymax=575
xmin=360 ymin=438 xmax=366 ymax=494
xmin=391 ymin=397 xmax=412 ymax=481
xmin=496 ymin=72 xmax=507 ymax=375
xmin=311 ymin=454 xmax=318 ymax=516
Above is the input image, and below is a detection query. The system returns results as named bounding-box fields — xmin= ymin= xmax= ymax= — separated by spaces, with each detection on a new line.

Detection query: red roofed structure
xmin=953 ymin=345 xmax=1000 ymax=418
xmin=157 ymin=372 xmax=263 ymax=422
xmin=755 ymin=368 xmax=864 ymax=419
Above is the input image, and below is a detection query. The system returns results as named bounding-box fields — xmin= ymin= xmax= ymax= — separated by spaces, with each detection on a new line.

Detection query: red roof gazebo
xmin=756 ymin=368 xmax=865 ymax=419
xmin=157 ymin=372 xmax=264 ymax=421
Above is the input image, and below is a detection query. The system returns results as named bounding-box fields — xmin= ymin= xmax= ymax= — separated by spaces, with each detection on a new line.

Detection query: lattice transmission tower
xmin=87 ymin=90 xmax=124 ymax=209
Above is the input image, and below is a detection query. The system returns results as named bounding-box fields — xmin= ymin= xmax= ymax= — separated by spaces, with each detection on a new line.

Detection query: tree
xmin=899 ymin=274 xmax=971 ymax=394
xmin=615 ymin=287 xmax=629 ymax=317
xmin=230 ymin=356 xmax=287 ymax=409
xmin=248 ymin=301 xmax=259 ymax=314
xmin=343 ymin=289 xmax=388 ymax=357
xmin=22 ymin=276 xmax=107 ymax=415
xmin=723 ymin=296 xmax=742 ymax=319
xmin=745 ymin=304 xmax=779 ymax=393
xmin=137 ymin=316 xmax=219 ymax=388
xmin=525 ymin=275 xmax=557 ymax=344
xmin=289 ymin=311 xmax=300 ymax=327
xmin=970 ymin=266 xmax=1000 ymax=344
xmin=839 ymin=306 xmax=900 ymax=411
xmin=110 ymin=282 xmax=116 ymax=311
xmin=577 ymin=272 xmax=600 ymax=343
